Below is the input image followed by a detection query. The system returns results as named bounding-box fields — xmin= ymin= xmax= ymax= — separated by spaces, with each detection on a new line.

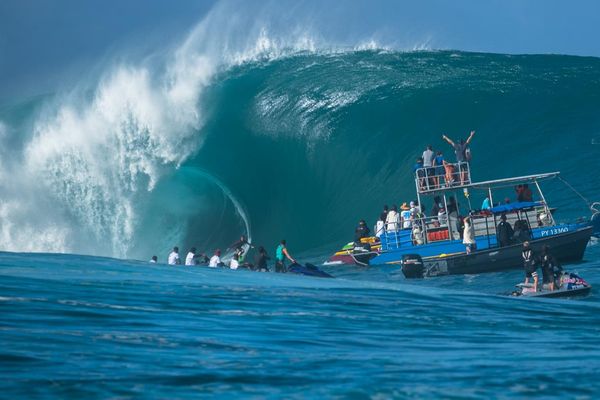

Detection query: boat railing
xmin=414 ymin=162 xmax=472 ymax=194
xmin=379 ymin=204 xmax=554 ymax=251
xmin=380 ymin=215 xmax=456 ymax=250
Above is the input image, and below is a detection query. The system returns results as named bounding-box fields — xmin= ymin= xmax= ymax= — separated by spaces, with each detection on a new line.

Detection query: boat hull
xmin=406 ymin=226 xmax=592 ymax=278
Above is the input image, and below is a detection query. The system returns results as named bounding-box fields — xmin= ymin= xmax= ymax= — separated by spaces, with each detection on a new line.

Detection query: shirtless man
xmin=442 ymin=130 xmax=475 ymax=185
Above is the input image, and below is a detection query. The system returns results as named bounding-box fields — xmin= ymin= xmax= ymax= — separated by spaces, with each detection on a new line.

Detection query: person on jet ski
xmin=354 ymin=220 xmax=370 ymax=243
xmin=540 ymin=245 xmax=562 ymax=291
xmin=227 ymin=235 xmax=252 ymax=262
xmin=522 ymin=241 xmax=538 ymax=291
xmin=275 ymin=240 xmax=296 ymax=273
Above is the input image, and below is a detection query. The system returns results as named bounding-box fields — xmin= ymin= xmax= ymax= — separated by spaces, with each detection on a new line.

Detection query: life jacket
xmin=522 ymin=249 xmax=534 ymax=266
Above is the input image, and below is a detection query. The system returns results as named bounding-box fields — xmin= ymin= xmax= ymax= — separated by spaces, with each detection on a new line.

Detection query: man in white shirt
xmin=422 ymin=145 xmax=435 ymax=189
xmin=385 ymin=205 xmax=400 ymax=232
xmin=400 ymin=203 xmax=412 ymax=229
xmin=209 ymin=249 xmax=222 ymax=268
xmin=185 ymin=247 xmax=197 ymax=266
xmin=167 ymin=247 xmax=180 ymax=265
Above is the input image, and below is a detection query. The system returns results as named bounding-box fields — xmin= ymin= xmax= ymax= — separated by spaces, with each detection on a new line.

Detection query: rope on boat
xmin=557 ymin=176 xmax=594 ymax=209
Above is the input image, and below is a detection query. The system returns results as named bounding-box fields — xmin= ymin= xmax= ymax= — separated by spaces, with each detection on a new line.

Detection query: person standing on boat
xmin=447 ymin=196 xmax=461 ymax=240
xmin=481 ymin=196 xmax=492 ymax=210
xmin=375 ymin=213 xmax=386 ymax=238
xmin=512 ymin=220 xmax=532 ymax=243
xmin=413 ymin=157 xmax=426 ymax=190
xmin=400 ymin=203 xmax=412 ymax=229
xmin=422 ymin=145 xmax=435 ymax=189
xmin=433 ymin=151 xmax=445 ymax=188
xmin=522 ymin=184 xmax=533 ymax=201
xmin=382 ymin=205 xmax=389 ymax=220
xmin=275 ymin=240 xmax=296 ymax=273
xmin=522 ymin=242 xmax=538 ymax=290
xmin=442 ymin=160 xmax=455 ymax=186
xmin=541 ymin=245 xmax=561 ymax=291
xmin=355 ymin=220 xmax=370 ymax=243
xmin=496 ymin=214 xmax=514 ymax=247
xmin=442 ymin=130 xmax=475 ymax=185
xmin=386 ymin=205 xmax=401 ymax=232
xmin=462 ymin=216 xmax=476 ymax=254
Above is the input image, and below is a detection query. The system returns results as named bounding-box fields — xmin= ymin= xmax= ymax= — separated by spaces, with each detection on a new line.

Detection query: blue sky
xmin=1 ymin=0 xmax=599 ymax=102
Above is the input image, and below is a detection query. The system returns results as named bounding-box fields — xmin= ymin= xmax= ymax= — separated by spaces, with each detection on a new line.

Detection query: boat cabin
xmin=380 ymin=164 xmax=560 ymax=253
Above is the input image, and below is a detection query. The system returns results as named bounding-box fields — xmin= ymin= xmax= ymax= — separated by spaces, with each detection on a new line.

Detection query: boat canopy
xmin=489 ymin=201 xmax=544 ymax=214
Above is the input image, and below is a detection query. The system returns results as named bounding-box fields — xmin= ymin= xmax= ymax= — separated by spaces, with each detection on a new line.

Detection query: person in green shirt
xmin=275 ymin=239 xmax=296 ymax=273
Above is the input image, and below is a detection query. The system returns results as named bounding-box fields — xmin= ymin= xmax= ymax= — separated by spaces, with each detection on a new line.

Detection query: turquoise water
xmin=2 ymin=51 xmax=599 ymax=258
xmin=1 ymin=49 xmax=600 ymax=398
xmin=1 ymin=242 xmax=600 ymax=398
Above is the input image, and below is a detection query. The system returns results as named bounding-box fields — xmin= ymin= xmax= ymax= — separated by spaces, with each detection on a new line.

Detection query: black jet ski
xmin=511 ymin=271 xmax=591 ymax=298
xmin=288 ymin=263 xmax=334 ymax=278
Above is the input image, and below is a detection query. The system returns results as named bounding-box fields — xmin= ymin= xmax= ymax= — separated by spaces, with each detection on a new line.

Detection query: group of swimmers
xmin=149 ymin=236 xmax=298 ymax=273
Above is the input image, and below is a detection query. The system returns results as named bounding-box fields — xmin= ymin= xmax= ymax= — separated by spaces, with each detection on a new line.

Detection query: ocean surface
xmin=1 ymin=241 xmax=600 ymax=398
xmin=2 ymin=47 xmax=600 ymax=398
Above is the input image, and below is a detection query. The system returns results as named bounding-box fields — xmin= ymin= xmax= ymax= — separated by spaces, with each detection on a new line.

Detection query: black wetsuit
xmin=254 ymin=253 xmax=270 ymax=272
xmin=522 ymin=248 xmax=537 ymax=279
xmin=354 ymin=225 xmax=370 ymax=243
xmin=496 ymin=221 xmax=514 ymax=247
xmin=541 ymin=254 xmax=561 ymax=284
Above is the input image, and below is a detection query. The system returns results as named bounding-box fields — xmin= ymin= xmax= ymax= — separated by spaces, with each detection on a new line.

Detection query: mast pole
xmin=534 ymin=180 xmax=555 ymax=225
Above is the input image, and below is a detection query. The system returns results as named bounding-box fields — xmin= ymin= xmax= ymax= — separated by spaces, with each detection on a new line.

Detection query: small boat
xmin=511 ymin=272 xmax=592 ymax=298
xmin=325 ymin=238 xmax=380 ymax=266
xmin=288 ymin=263 xmax=334 ymax=278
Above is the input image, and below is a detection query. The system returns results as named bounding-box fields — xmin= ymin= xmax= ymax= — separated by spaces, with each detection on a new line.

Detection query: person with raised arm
xmin=442 ymin=130 xmax=475 ymax=185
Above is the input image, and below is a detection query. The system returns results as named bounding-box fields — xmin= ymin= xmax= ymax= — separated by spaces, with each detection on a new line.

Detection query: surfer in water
xmin=275 ymin=240 xmax=296 ymax=273
xmin=254 ymin=246 xmax=270 ymax=272
xmin=168 ymin=247 xmax=181 ymax=265
xmin=185 ymin=247 xmax=197 ymax=266
xmin=227 ymin=235 xmax=252 ymax=262
xmin=209 ymin=249 xmax=223 ymax=268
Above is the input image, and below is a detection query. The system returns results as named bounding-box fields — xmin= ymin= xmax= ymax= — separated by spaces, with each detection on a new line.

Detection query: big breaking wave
xmin=1 ymin=2 xmax=600 ymax=259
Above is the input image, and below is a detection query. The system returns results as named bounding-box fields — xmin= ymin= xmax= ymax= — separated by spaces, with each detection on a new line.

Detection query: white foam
xmin=1 ymin=0 xmax=428 ymax=257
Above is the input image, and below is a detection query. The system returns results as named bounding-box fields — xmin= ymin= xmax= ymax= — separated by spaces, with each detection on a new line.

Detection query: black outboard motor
xmin=401 ymin=254 xmax=425 ymax=279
